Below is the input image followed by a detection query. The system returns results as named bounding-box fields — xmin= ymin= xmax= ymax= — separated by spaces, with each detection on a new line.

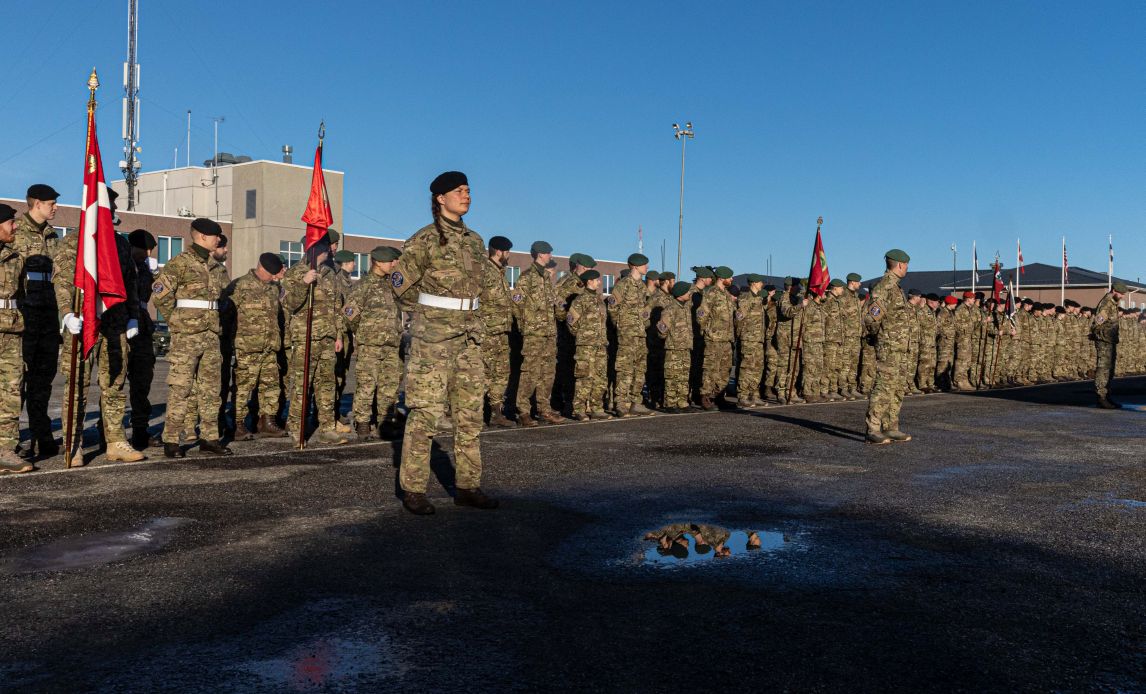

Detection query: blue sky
xmin=2 ymin=1 xmax=1143 ymax=280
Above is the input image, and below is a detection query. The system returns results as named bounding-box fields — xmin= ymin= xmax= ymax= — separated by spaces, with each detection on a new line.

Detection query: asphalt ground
xmin=2 ymin=373 xmax=1145 ymax=692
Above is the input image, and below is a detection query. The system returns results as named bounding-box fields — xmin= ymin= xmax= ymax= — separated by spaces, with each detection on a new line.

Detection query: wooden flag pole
xmin=296 ymin=123 xmax=324 ymax=450
xmin=786 ymin=216 xmax=823 ymax=402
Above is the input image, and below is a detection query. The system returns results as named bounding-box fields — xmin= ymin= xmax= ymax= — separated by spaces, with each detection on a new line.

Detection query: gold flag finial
xmin=88 ymin=68 xmax=99 ymax=91
xmin=817 ymin=216 xmax=824 ymax=226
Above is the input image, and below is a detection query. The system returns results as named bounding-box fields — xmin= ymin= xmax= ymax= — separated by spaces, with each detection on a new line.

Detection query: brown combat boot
xmin=699 ymin=395 xmax=717 ymax=411
xmin=517 ymin=413 xmax=538 ymax=428
xmin=454 ymin=487 xmax=499 ymax=509
xmin=234 ymin=417 xmax=255 ymax=441
xmin=0 ymin=449 xmax=35 ymax=475
xmin=488 ymin=412 xmax=515 ymax=428
xmin=105 ymin=441 xmax=145 ymax=462
xmin=402 ymin=492 xmax=436 ymax=516
xmin=540 ymin=411 xmax=566 ymax=425
xmin=356 ymin=422 xmax=376 ymax=441
xmin=255 ymin=415 xmax=287 ymax=438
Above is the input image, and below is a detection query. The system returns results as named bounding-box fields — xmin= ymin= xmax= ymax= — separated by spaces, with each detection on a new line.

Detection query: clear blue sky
xmin=2 ymin=1 xmax=1143 ymax=280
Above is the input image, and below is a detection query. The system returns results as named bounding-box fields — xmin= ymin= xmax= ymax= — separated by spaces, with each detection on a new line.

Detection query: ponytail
xmin=431 ymin=194 xmax=447 ymax=247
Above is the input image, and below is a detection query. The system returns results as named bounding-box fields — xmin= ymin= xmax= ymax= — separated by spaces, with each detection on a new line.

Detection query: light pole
xmin=950 ymin=243 xmax=957 ymax=293
xmin=672 ymin=122 xmax=694 ymax=277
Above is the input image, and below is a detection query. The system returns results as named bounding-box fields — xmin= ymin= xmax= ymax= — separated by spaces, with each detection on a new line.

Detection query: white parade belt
xmin=418 ymin=293 xmax=479 ymax=311
xmin=175 ymin=299 xmax=218 ymax=310
xmin=0 ymin=299 xmax=19 ymax=309
xmin=27 ymin=272 xmax=52 ymax=282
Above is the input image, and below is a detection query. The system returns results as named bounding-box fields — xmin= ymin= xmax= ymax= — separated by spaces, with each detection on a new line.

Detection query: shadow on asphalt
xmin=389 ymin=439 xmax=458 ymax=501
xmin=957 ymin=375 xmax=1146 ymax=408
xmin=729 ymin=408 xmax=867 ymax=442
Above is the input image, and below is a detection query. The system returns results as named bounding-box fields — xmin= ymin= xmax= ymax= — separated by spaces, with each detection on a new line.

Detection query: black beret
xmin=579 ymin=269 xmax=600 ymax=282
xmin=259 ymin=252 xmax=284 ymax=274
xmin=763 ymin=284 xmax=776 ymax=293
xmin=488 ymin=235 xmax=512 ymax=252
xmin=974 ymin=291 xmax=985 ymax=300
xmin=907 ymin=288 xmax=921 ymax=297
xmin=128 ymin=229 xmax=156 ymax=250
xmin=430 ymin=171 xmax=468 ymax=195
xmin=0 ymin=204 xmax=16 ymax=224
xmin=1021 ymin=298 xmax=1033 ymax=305
xmin=925 ymin=293 xmax=940 ymax=301
xmin=191 ymin=217 xmax=222 ymax=236
xmin=727 ymin=284 xmax=741 ymax=297
xmin=216 ymin=234 xmax=228 ymax=248
xmin=26 ymin=184 xmax=60 ymax=201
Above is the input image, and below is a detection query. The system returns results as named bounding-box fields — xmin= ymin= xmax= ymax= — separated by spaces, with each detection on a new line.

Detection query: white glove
xmin=147 ymin=257 xmax=158 ymax=272
xmin=126 ymin=319 xmax=139 ymax=340
xmin=62 ymin=313 xmax=83 ymax=335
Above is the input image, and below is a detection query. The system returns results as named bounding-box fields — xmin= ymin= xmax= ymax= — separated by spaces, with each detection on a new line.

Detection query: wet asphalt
xmin=1 ymin=376 xmax=1144 ymax=692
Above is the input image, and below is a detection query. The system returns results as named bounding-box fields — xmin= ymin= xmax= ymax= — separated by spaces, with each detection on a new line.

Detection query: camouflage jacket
xmin=863 ymin=270 xmax=910 ymax=354
xmin=12 ymin=214 xmax=60 ymax=318
xmin=763 ymin=296 xmax=778 ymax=342
xmin=656 ymin=298 xmax=693 ymax=351
xmin=608 ymin=273 xmax=650 ymax=339
xmin=52 ymin=232 xmax=139 ymax=333
xmin=936 ymin=307 xmax=956 ymax=345
xmin=478 ymin=255 xmax=513 ymax=335
xmin=281 ymin=262 xmax=345 ymax=342
xmin=0 ymin=242 xmax=25 ymax=334
xmin=554 ymin=272 xmax=583 ymax=323
xmin=775 ymin=291 xmax=805 ymax=343
xmin=917 ymin=304 xmax=938 ymax=344
xmin=222 ymin=270 xmax=283 ymax=353
xmin=390 ymin=215 xmax=485 ymax=343
xmin=840 ymin=287 xmax=863 ymax=340
xmin=152 ymin=244 xmax=227 ymax=336
xmin=803 ymin=297 xmax=826 ymax=345
xmin=953 ymin=303 xmax=977 ymax=341
xmin=566 ymin=290 xmax=607 ymax=348
xmin=822 ymin=293 xmax=845 ymax=345
xmin=513 ymin=262 xmax=558 ymax=338
xmin=1091 ymin=292 xmax=1120 ymax=344
xmin=698 ymin=285 xmax=735 ymax=342
xmin=344 ymin=271 xmax=402 ymax=348
xmin=735 ymin=291 xmax=765 ymax=344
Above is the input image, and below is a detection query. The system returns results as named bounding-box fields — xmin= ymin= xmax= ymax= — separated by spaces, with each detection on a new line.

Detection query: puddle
xmin=1119 ymin=399 xmax=1146 ymax=412
xmin=238 ymin=637 xmax=399 ymax=691
xmin=0 ymin=517 xmax=193 ymax=573
xmin=641 ymin=523 xmax=792 ymax=566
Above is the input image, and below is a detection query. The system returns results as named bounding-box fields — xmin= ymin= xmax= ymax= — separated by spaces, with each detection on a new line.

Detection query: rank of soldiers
xmin=1 ymin=179 xmax=1143 ymax=488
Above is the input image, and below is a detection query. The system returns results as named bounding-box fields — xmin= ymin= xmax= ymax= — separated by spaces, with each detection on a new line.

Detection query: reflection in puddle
xmin=1119 ymin=400 xmax=1146 ymax=412
xmin=0 ymin=517 xmax=193 ymax=573
xmin=238 ymin=637 xmax=399 ymax=690
xmin=642 ymin=524 xmax=791 ymax=566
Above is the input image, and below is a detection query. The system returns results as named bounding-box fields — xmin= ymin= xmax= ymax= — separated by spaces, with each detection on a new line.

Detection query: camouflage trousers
xmin=799 ymin=342 xmax=823 ymax=397
xmin=1094 ymin=342 xmax=1116 ymax=399
xmin=481 ymin=331 xmax=511 ymax=412
xmin=664 ymin=349 xmax=692 ymax=409
xmin=935 ymin=341 xmax=954 ymax=388
xmin=164 ymin=331 xmax=221 ymax=444
xmin=953 ymin=338 xmax=974 ymax=386
xmin=774 ymin=333 xmax=795 ymax=396
xmin=516 ymin=334 xmax=557 ymax=417
xmin=702 ymin=339 xmax=733 ymax=396
xmin=614 ymin=334 xmax=648 ymax=408
xmin=287 ymin=335 xmax=338 ymax=436
xmin=859 ymin=340 xmax=877 ymax=393
xmin=572 ymin=343 xmax=608 ymax=415
xmin=822 ymin=340 xmax=843 ymax=395
xmin=352 ymin=343 xmax=402 ymax=425
xmin=646 ymin=336 xmax=665 ymax=408
xmin=845 ymin=339 xmax=861 ymax=391
xmin=21 ymin=321 xmax=61 ymax=441
xmin=737 ymin=341 xmax=764 ymax=399
xmin=555 ymin=330 xmax=575 ymax=413
xmin=915 ymin=339 xmax=936 ymax=390
xmin=335 ymin=339 xmax=353 ymax=419
xmin=865 ymin=346 xmax=909 ymax=434
xmin=234 ymin=348 xmax=282 ymax=419
xmin=400 ymin=333 xmax=484 ymax=494
xmin=0 ymin=332 xmax=21 ymax=450
xmin=60 ymin=331 xmax=131 ymax=449
xmin=904 ymin=337 xmax=919 ymax=391
xmin=763 ymin=340 xmax=779 ymax=391
xmin=128 ymin=331 xmax=155 ymax=432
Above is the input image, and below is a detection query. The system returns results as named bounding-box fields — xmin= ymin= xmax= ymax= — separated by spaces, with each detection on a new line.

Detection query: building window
xmin=279 ymin=240 xmax=303 ymax=268
xmin=505 ymin=265 xmax=521 ymax=288
xmin=602 ymin=274 xmax=615 ymax=294
xmin=157 ymin=236 xmax=184 ymax=266
xmin=245 ymin=189 xmax=257 ymax=220
xmin=353 ymin=253 xmax=370 ymax=279
xmin=53 ymin=226 xmax=77 ymax=237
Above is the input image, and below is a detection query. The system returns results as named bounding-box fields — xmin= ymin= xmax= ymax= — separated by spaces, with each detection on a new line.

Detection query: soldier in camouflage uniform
xmin=916 ymin=294 xmax=940 ymax=393
xmin=951 ymin=292 xmax=977 ymax=390
xmin=127 ymin=230 xmax=161 ymax=450
xmin=646 ymin=270 xmax=674 ymax=409
xmin=774 ymin=279 xmax=808 ymax=404
xmin=513 ymin=241 xmax=563 ymax=426
xmin=687 ymin=266 xmax=714 ymax=404
xmin=609 ymin=253 xmax=654 ymax=417
xmin=152 ymin=218 xmax=232 ymax=458
xmin=554 ymin=253 xmax=596 ymax=416
xmin=332 ymin=249 xmax=357 ymax=423
xmin=798 ymin=287 xmax=827 ymax=402
xmin=864 ymin=249 xmax=913 ymax=444
xmin=565 ymin=270 xmax=610 ymax=420
xmin=390 ymin=171 xmax=497 ymax=515
xmin=841 ymin=274 xmax=864 ymax=398
xmin=761 ymin=285 xmax=780 ymax=398
xmin=903 ymin=289 xmax=923 ymax=395
xmin=821 ymin=279 xmax=847 ymax=401
xmin=479 ymin=236 xmax=515 ymax=427
xmin=12 ymin=184 xmax=62 ymax=459
xmin=344 ymin=246 xmax=404 ymax=440
xmin=1092 ymin=282 xmax=1125 ymax=408
xmin=222 ymin=252 xmax=287 ymax=440
xmin=935 ymin=295 xmax=957 ymax=389
xmin=734 ymin=274 xmax=767 ymax=407
xmin=0 ymin=205 xmax=33 ymax=474
xmin=696 ymin=266 xmax=736 ymax=409
xmin=656 ymin=282 xmax=695 ymax=412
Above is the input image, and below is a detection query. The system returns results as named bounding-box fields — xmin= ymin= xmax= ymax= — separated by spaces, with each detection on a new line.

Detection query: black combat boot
xmin=454 ymin=487 xmax=499 ymax=509
xmin=198 ymin=439 xmax=233 ymax=456
xmin=402 ymin=493 xmax=436 ymax=516
xmin=164 ymin=442 xmax=185 ymax=459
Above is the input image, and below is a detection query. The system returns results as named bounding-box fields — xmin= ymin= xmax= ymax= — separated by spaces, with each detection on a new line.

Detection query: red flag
xmin=75 ymin=107 xmax=127 ymax=358
xmin=992 ymin=262 xmax=1004 ymax=301
xmin=807 ymin=228 xmax=830 ymax=297
xmin=300 ymin=139 xmax=332 ymax=250
xmin=1017 ymin=240 xmax=1025 ymax=275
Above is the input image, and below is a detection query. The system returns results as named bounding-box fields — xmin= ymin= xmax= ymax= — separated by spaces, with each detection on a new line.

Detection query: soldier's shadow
xmin=732 ymin=408 xmax=867 ymax=442
xmin=390 ymin=438 xmax=457 ymax=499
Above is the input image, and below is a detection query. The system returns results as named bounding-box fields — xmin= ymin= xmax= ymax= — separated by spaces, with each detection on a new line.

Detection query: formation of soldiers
xmin=1 ymin=180 xmax=1143 ymax=477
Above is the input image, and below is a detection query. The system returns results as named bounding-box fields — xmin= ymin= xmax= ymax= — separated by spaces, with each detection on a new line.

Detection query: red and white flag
xmin=75 ymin=106 xmax=127 ymax=357
xmin=1017 ymin=239 xmax=1025 ymax=275
xmin=301 ymin=135 xmax=333 ymax=252
xmin=807 ymin=226 xmax=830 ymax=297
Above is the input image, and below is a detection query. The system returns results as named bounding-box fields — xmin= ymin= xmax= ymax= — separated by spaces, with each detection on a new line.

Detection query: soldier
xmin=822 ymin=279 xmax=847 ymax=401
xmin=656 ymin=282 xmax=695 ymax=412
xmin=1092 ymin=281 xmax=1126 ymax=408
xmin=735 ymin=274 xmax=767 ymax=407
xmin=951 ymin=291 xmax=977 ymax=390
xmin=917 ymin=293 xmax=940 ymax=393
xmin=609 ymin=253 xmax=655 ymax=417
xmin=345 ymin=246 xmax=403 ymax=439
xmin=222 ymin=252 xmax=287 ymax=440
xmin=646 ymin=270 xmax=674 ymax=409
xmin=688 ymin=266 xmax=715 ymax=404
xmin=127 ymin=230 xmax=161 ymax=450
xmin=390 ymin=171 xmax=497 ymax=515
xmin=332 ymin=249 xmax=357 ymax=423
xmin=798 ymin=287 xmax=827 ymax=402
xmin=864 ymin=249 xmax=913 ymax=444
xmin=935 ymin=295 xmax=957 ymax=389
xmin=760 ymin=285 xmax=779 ymax=398
xmin=554 ymin=252 xmax=596 ymax=416
xmin=697 ymin=266 xmax=736 ymax=409
xmin=774 ymin=278 xmax=808 ymax=404
xmin=200 ymin=234 xmax=233 ymax=440
xmin=840 ymin=273 xmax=864 ymax=398
xmin=479 ymin=236 xmax=515 ymax=427
xmin=152 ymin=218 xmax=232 ymax=458
xmin=0 ymin=205 xmax=33 ymax=474
xmin=903 ymin=289 xmax=923 ymax=395
xmin=565 ymin=270 xmax=609 ymax=420
xmin=513 ymin=241 xmax=562 ymax=426
xmin=281 ymin=234 xmax=351 ymax=445
xmin=12 ymin=184 xmax=62 ymax=459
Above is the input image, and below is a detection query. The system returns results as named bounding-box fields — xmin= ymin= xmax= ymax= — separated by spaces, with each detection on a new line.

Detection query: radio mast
xmin=121 ymin=0 xmax=141 ymax=210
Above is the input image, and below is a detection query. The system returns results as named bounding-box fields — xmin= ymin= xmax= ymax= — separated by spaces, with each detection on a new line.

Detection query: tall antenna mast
xmin=120 ymin=0 xmax=141 ymax=209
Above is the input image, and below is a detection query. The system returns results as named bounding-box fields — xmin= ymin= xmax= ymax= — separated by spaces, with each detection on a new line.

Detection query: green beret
xmin=671 ymin=282 xmax=692 ymax=298
xmin=783 ymin=277 xmax=794 ymax=287
xmin=846 ymin=272 xmax=862 ymax=282
xmin=326 ymin=228 xmax=340 ymax=244
xmin=885 ymin=249 xmax=910 ymax=263
xmin=570 ymin=252 xmax=597 ymax=268
xmin=628 ymin=253 xmax=649 ymax=266
xmin=747 ymin=273 xmax=765 ymax=284
xmin=333 ymin=250 xmax=355 ymax=263
xmin=660 ymin=271 xmax=676 ymax=280
xmin=531 ymin=240 xmax=553 ymax=254
xmin=645 ymin=270 xmax=660 ymax=281
xmin=694 ymin=267 xmax=715 ymax=279
xmin=1113 ymin=281 xmax=1128 ymax=293
xmin=829 ymin=278 xmax=844 ymax=288
xmin=714 ymin=266 xmax=733 ymax=279
xmin=371 ymin=245 xmax=401 ymax=262
xmin=579 ymin=269 xmax=600 ymax=282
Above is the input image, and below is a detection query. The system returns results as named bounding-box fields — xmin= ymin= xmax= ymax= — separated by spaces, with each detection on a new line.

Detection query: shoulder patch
xmin=606 ymin=295 xmax=616 ymax=306
xmin=279 ymin=285 xmax=287 ymax=301
xmin=641 ymin=309 xmax=650 ymax=320
xmin=697 ymin=308 xmax=706 ymax=319
xmin=735 ymin=310 xmax=744 ymax=320
xmin=566 ymin=312 xmax=576 ymax=325
xmin=1095 ymin=316 xmax=1105 ymax=324
xmin=391 ymin=271 xmax=404 ymax=289
xmin=152 ymin=281 xmax=165 ymax=294
xmin=345 ymin=306 xmax=358 ymax=319
xmin=656 ymin=319 xmax=668 ymax=332
xmin=511 ymin=292 xmax=524 ymax=303
xmin=869 ymin=305 xmax=882 ymax=318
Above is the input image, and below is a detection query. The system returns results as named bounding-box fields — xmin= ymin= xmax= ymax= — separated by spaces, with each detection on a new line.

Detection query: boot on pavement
xmin=884 ymin=429 xmax=912 ymax=442
xmin=402 ymin=492 xmax=436 ymax=516
xmin=314 ymin=430 xmax=351 ymax=445
xmin=454 ymin=487 xmax=499 ymax=509
xmin=234 ymin=417 xmax=255 ymax=441
xmin=488 ymin=412 xmax=515 ymax=428
xmin=630 ymin=403 xmax=654 ymax=416
xmin=106 ymin=441 xmax=145 ymax=462
xmin=517 ymin=413 xmax=538 ymax=428
xmin=356 ymin=422 xmax=377 ymax=441
xmin=1097 ymin=397 xmax=1119 ymax=409
xmin=255 ymin=415 xmax=287 ymax=438
xmin=164 ymin=442 xmax=185 ymax=459
xmin=540 ymin=411 xmax=565 ymax=425
xmin=198 ymin=439 xmax=234 ymax=456
xmin=865 ymin=431 xmax=892 ymax=445
xmin=0 ymin=449 xmax=34 ymax=475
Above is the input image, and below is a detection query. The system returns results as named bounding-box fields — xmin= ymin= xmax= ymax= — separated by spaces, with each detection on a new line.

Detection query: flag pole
xmin=1060 ymin=236 xmax=1065 ymax=306
xmin=786 ymin=216 xmax=822 ymax=402
xmin=1108 ymin=234 xmax=1113 ymax=291
xmin=971 ymin=241 xmax=976 ymax=295
xmin=1016 ymin=238 xmax=1021 ymax=297
xmin=64 ymin=69 xmax=99 ymax=466
xmin=297 ymin=122 xmax=324 ymax=450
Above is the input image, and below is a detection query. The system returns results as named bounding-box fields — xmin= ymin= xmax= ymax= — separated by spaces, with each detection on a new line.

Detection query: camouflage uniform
xmin=553 ymin=271 xmax=583 ymax=414
xmin=1091 ymin=292 xmax=1120 ymax=400
xmin=565 ymin=287 xmax=608 ymax=416
xmin=698 ymin=284 xmax=735 ymax=398
xmin=822 ymin=293 xmax=845 ymax=396
xmin=345 ymin=270 xmax=403 ymax=427
xmin=479 ymin=255 xmax=514 ymax=416
xmin=952 ymin=302 xmax=977 ymax=388
xmin=128 ymin=255 xmax=157 ymax=439
xmin=841 ymin=288 xmax=863 ymax=395
xmin=773 ymin=292 xmax=805 ymax=399
xmin=656 ymin=298 xmax=693 ymax=409
xmin=198 ymin=260 xmax=232 ymax=438
xmin=608 ymin=273 xmax=650 ymax=411
xmin=935 ymin=305 xmax=956 ymax=388
xmin=222 ymin=270 xmax=284 ymax=427
xmin=152 ymin=244 xmax=228 ymax=443
xmin=11 ymin=214 xmax=61 ymax=446
xmin=864 ymin=270 xmax=910 ymax=435
xmin=916 ymin=304 xmax=938 ymax=391
xmin=333 ymin=266 xmax=355 ymax=419
xmin=762 ymin=294 xmax=780 ymax=394
xmin=281 ymin=262 xmax=345 ymax=437
xmin=0 ymin=241 xmax=25 ymax=452
xmin=734 ymin=289 xmax=765 ymax=402
xmin=390 ymin=215 xmax=486 ymax=494
xmin=646 ymin=287 xmax=672 ymax=408
xmin=513 ymin=262 xmax=559 ymax=418
xmin=799 ymin=296 xmax=826 ymax=399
